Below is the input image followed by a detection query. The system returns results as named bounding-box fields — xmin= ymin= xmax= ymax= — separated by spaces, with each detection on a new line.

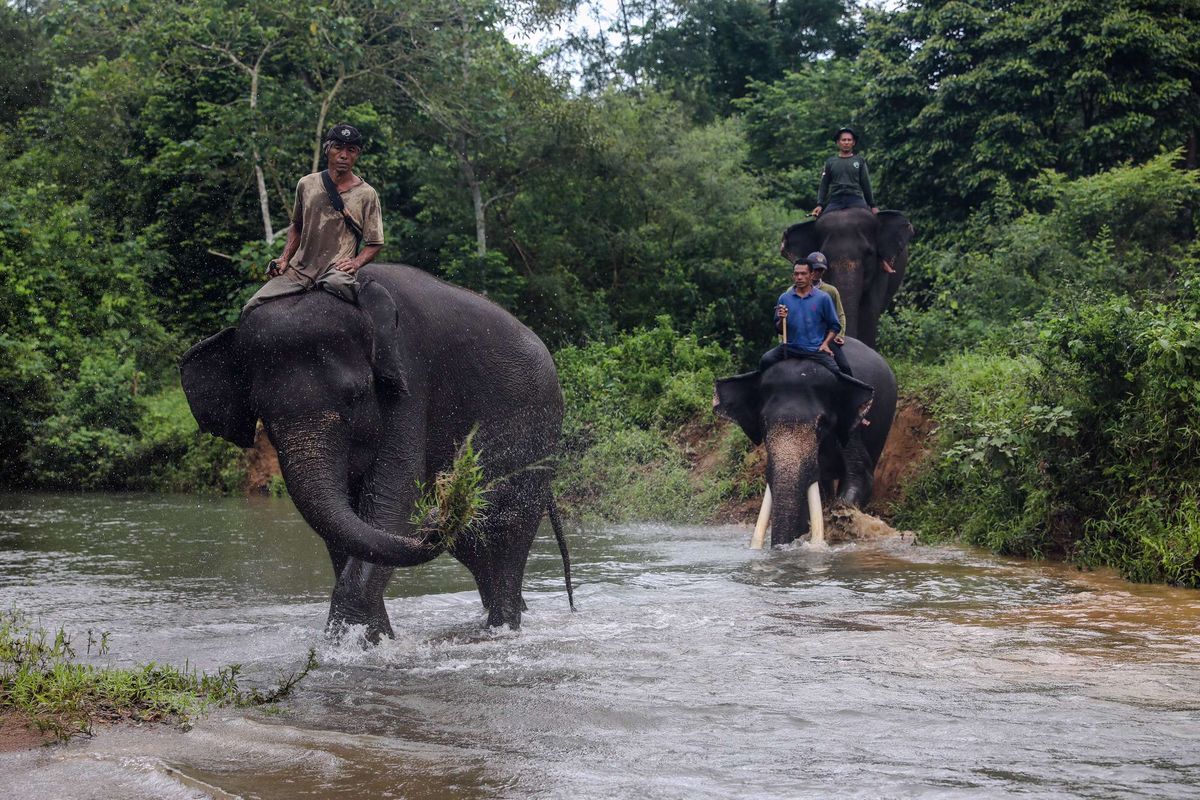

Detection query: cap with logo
xmin=324 ymin=124 xmax=363 ymax=147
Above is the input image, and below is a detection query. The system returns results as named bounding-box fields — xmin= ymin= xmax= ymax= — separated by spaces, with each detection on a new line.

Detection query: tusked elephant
xmin=781 ymin=208 xmax=914 ymax=350
xmin=714 ymin=339 xmax=896 ymax=546
xmin=180 ymin=263 xmax=571 ymax=642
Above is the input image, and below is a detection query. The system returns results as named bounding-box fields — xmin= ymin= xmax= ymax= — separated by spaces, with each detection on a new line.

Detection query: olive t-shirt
xmin=286 ymin=172 xmax=384 ymax=281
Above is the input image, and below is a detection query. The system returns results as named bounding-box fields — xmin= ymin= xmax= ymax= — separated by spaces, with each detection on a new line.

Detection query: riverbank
xmin=0 ymin=608 xmax=318 ymax=750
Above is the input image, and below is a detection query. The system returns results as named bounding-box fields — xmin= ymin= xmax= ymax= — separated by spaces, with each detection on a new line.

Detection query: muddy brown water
xmin=1 ymin=493 xmax=1199 ymax=799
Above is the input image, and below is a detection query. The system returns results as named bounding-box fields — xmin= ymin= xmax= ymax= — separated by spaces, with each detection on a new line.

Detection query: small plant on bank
xmin=411 ymin=428 xmax=491 ymax=549
xmin=0 ymin=608 xmax=318 ymax=742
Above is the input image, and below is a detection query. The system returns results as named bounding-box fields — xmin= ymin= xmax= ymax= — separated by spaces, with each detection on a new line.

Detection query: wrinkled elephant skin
xmin=714 ymin=339 xmax=897 ymax=546
xmin=180 ymin=264 xmax=564 ymax=640
xmin=782 ymin=209 xmax=914 ymax=350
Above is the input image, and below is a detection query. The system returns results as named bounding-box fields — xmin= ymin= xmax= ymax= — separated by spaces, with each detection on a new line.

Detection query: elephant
xmin=180 ymin=263 xmax=571 ymax=642
xmin=714 ymin=339 xmax=896 ymax=547
xmin=781 ymin=208 xmax=915 ymax=350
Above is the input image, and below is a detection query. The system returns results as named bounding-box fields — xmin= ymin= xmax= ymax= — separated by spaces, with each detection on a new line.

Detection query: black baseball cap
xmin=834 ymin=126 xmax=859 ymax=143
xmin=324 ymin=124 xmax=363 ymax=147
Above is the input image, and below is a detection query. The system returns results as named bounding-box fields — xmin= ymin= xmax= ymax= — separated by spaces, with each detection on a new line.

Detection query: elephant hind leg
xmin=466 ymin=479 xmax=548 ymax=630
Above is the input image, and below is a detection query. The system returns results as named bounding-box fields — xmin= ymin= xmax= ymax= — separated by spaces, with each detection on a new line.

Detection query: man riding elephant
xmin=812 ymin=127 xmax=881 ymax=229
xmin=243 ymin=123 xmax=384 ymax=315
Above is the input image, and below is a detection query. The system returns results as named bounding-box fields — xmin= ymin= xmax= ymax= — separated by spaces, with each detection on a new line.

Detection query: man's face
xmin=793 ymin=263 xmax=812 ymax=292
xmin=837 ymin=133 xmax=855 ymax=153
xmin=812 ymin=267 xmax=826 ymax=283
xmin=328 ymin=142 xmax=362 ymax=175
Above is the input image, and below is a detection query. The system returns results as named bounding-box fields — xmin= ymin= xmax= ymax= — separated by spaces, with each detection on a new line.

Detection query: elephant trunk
xmin=765 ymin=422 xmax=821 ymax=546
xmin=268 ymin=412 xmax=440 ymax=568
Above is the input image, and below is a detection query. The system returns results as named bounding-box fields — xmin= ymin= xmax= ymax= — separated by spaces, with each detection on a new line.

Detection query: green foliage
xmin=896 ymin=283 xmax=1200 ymax=585
xmin=735 ymin=60 xmax=869 ymax=208
xmin=553 ymin=318 xmax=744 ymax=522
xmin=861 ymin=0 xmax=1200 ymax=225
xmin=0 ymin=607 xmax=318 ymax=741
xmin=410 ymin=428 xmax=491 ymax=549
xmin=580 ymin=0 xmax=858 ymax=118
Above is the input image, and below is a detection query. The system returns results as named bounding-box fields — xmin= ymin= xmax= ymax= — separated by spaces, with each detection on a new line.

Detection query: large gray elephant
xmin=782 ymin=209 xmax=915 ymax=350
xmin=180 ymin=264 xmax=570 ymax=641
xmin=714 ymin=340 xmax=896 ymax=546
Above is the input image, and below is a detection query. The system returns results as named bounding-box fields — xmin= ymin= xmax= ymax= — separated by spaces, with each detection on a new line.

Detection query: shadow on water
xmin=3 ymin=495 xmax=1200 ymax=799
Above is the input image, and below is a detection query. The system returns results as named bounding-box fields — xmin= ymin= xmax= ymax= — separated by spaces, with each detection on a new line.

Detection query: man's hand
xmin=333 ymin=258 xmax=361 ymax=274
xmin=266 ymin=259 xmax=285 ymax=278
xmin=777 ymin=304 xmax=789 ymax=319
xmin=811 ymin=206 xmax=823 ymax=217
xmin=834 ymin=335 xmax=845 ymax=345
xmin=871 ymin=207 xmax=879 ymax=215
xmin=819 ymin=342 xmax=834 ymax=356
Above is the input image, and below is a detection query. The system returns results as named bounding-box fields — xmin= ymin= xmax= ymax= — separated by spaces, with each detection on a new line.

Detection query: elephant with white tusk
xmin=715 ymin=340 xmax=896 ymax=547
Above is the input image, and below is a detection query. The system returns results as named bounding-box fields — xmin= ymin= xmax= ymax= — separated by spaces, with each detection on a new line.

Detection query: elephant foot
xmin=485 ymin=596 xmax=523 ymax=630
xmin=325 ymin=610 xmax=394 ymax=647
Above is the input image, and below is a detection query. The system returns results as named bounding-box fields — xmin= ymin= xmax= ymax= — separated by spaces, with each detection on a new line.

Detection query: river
xmin=2 ymin=493 xmax=1199 ymax=799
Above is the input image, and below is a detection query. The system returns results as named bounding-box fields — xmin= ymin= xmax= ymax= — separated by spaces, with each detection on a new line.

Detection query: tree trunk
xmin=248 ymin=55 xmax=274 ymax=244
xmin=456 ymin=134 xmax=488 ymax=257
xmin=312 ymin=73 xmax=346 ymax=174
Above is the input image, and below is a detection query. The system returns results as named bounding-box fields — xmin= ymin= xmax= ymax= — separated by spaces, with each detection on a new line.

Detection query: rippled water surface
xmin=2 ymin=493 xmax=1200 ymax=799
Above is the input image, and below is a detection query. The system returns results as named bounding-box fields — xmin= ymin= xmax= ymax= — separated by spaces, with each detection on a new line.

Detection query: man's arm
xmin=828 ymin=285 xmax=847 ymax=343
xmin=813 ymin=160 xmax=831 ymax=215
xmin=818 ymin=293 xmax=840 ymax=355
xmin=333 ymin=243 xmax=382 ymax=274
xmin=267 ymin=221 xmax=302 ymax=278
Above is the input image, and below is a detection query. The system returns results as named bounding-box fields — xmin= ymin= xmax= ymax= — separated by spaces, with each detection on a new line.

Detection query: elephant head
xmin=781 ymin=209 xmax=914 ymax=349
xmin=715 ymin=358 xmax=874 ymax=546
xmin=180 ymin=279 xmax=437 ymax=570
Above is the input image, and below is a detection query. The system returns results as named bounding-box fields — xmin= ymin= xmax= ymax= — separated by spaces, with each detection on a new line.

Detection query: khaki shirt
xmin=816 ymin=280 xmax=848 ymax=334
xmin=286 ymin=172 xmax=384 ymax=281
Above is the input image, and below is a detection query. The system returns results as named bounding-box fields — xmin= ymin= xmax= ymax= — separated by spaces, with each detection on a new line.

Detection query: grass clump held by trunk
xmin=411 ymin=427 xmax=491 ymax=549
xmin=0 ymin=608 xmax=317 ymax=742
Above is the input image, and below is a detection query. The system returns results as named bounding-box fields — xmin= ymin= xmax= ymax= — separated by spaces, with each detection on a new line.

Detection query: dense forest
xmin=2 ymin=0 xmax=1198 ymax=584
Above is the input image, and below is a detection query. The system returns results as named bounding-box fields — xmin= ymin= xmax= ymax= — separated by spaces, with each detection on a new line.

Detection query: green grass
xmin=411 ymin=428 xmax=491 ymax=549
xmin=0 ymin=608 xmax=317 ymax=742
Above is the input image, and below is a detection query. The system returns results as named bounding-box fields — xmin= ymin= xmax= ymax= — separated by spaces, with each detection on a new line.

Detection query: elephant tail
xmin=547 ymin=495 xmax=575 ymax=611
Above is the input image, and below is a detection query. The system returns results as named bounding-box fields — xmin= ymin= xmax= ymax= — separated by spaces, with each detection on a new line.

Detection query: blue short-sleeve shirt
xmin=774 ymin=287 xmax=841 ymax=352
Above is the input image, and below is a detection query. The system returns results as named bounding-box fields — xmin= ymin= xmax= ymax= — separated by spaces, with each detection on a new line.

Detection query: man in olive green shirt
xmin=243 ymin=123 xmax=385 ymax=315
xmin=807 ymin=251 xmax=853 ymax=376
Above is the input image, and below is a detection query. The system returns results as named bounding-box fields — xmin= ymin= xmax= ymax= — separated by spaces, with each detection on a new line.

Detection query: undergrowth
xmin=0 ymin=608 xmax=317 ymax=742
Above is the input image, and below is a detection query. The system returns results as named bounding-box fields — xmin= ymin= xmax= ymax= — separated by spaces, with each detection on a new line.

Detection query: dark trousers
xmin=758 ymin=343 xmax=852 ymax=377
xmin=822 ymin=195 xmax=870 ymax=213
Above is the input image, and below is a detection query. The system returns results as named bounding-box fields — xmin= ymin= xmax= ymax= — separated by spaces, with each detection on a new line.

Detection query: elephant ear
xmin=714 ymin=371 xmax=764 ymax=445
xmin=877 ymin=211 xmax=915 ymax=263
xmin=781 ymin=220 xmax=821 ymax=264
xmin=835 ymin=379 xmax=875 ymax=446
xmin=358 ymin=278 xmax=408 ymax=394
xmin=179 ymin=328 xmax=257 ymax=448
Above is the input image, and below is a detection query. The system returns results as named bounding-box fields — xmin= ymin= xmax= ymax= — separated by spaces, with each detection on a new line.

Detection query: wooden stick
xmin=751 ymin=484 xmax=771 ymax=550
xmin=807 ymin=482 xmax=825 ymax=545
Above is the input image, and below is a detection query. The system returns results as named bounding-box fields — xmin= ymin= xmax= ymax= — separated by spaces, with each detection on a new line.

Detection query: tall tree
xmin=861 ymin=0 xmax=1200 ymax=224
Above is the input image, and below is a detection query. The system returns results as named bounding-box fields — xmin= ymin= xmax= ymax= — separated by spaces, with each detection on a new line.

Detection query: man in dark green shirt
xmin=812 ymin=126 xmax=878 ymax=218
xmin=811 ymin=126 xmax=893 ymax=272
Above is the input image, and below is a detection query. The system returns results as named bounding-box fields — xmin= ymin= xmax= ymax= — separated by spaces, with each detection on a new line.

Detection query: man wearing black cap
xmin=243 ymin=123 xmax=385 ymax=314
xmin=811 ymin=127 xmax=878 ymax=219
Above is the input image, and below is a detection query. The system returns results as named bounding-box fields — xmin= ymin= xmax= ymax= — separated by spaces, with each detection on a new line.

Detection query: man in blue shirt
xmin=758 ymin=259 xmax=846 ymax=375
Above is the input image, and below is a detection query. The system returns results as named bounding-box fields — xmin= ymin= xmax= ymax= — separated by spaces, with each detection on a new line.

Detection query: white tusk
xmin=751 ymin=485 xmax=772 ymax=550
xmin=808 ymin=482 xmax=825 ymax=545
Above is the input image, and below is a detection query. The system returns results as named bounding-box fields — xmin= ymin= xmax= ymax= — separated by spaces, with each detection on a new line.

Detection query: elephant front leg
xmin=836 ymin=433 xmax=875 ymax=508
xmin=326 ymin=557 xmax=396 ymax=644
